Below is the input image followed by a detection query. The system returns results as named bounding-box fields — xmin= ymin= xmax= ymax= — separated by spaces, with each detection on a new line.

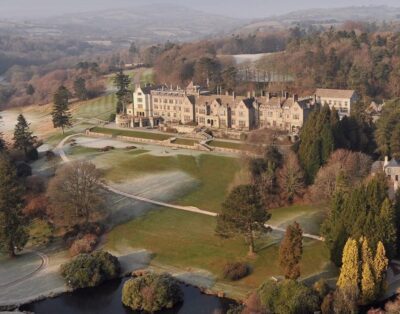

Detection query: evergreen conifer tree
xmin=337 ymin=238 xmax=360 ymax=291
xmin=279 ymin=222 xmax=303 ymax=279
xmin=52 ymin=86 xmax=72 ymax=134
xmin=13 ymin=114 xmax=36 ymax=157
xmin=374 ymin=241 xmax=389 ymax=295
xmin=0 ymin=154 xmax=28 ymax=257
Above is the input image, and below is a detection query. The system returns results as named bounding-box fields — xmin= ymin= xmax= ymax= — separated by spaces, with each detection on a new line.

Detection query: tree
xmin=13 ymin=114 xmax=36 ymax=157
xmin=60 ymin=251 xmax=120 ymax=289
xmin=73 ymin=77 xmax=88 ymax=101
xmin=374 ymin=241 xmax=389 ymax=296
xmin=113 ymin=70 xmax=131 ymax=114
xmin=52 ymin=86 xmax=72 ymax=134
xmin=216 ymin=184 xmax=271 ymax=255
xmin=47 ymin=160 xmax=104 ymax=228
xmin=258 ymin=279 xmax=320 ymax=314
xmin=277 ymin=152 xmax=305 ymax=203
xmin=122 ymin=273 xmax=183 ymax=312
xmin=337 ymin=238 xmax=360 ymax=292
xmin=279 ymin=222 xmax=303 ymax=280
xmin=0 ymin=154 xmax=28 ymax=257
xmin=361 ymin=260 xmax=376 ymax=304
xmin=26 ymin=84 xmax=35 ymax=96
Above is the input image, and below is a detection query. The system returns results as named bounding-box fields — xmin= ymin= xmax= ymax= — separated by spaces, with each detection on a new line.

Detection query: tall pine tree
xmin=113 ymin=70 xmax=131 ymax=114
xmin=13 ymin=114 xmax=36 ymax=157
xmin=337 ymin=238 xmax=360 ymax=292
xmin=52 ymin=86 xmax=72 ymax=134
xmin=0 ymin=154 xmax=28 ymax=257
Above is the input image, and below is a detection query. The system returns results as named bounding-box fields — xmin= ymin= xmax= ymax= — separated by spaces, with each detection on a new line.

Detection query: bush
xmin=258 ymin=279 xmax=320 ymax=314
xmin=16 ymin=162 xmax=32 ymax=177
xmin=122 ymin=273 xmax=183 ymax=312
xmin=69 ymin=234 xmax=98 ymax=256
xmin=60 ymin=251 xmax=120 ymax=289
xmin=26 ymin=147 xmax=39 ymax=161
xmin=109 ymin=113 xmax=116 ymax=122
xmin=222 ymin=262 xmax=250 ymax=281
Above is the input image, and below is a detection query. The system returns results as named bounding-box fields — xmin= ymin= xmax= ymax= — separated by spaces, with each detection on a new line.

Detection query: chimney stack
xmin=247 ymin=91 xmax=251 ymax=98
xmin=293 ymin=94 xmax=298 ymax=102
xmin=284 ymin=91 xmax=289 ymax=99
xmin=384 ymin=156 xmax=389 ymax=168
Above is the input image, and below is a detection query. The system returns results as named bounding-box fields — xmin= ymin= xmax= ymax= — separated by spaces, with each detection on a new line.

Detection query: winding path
xmin=56 ymin=134 xmax=324 ymax=242
xmin=0 ymin=250 xmax=49 ymax=289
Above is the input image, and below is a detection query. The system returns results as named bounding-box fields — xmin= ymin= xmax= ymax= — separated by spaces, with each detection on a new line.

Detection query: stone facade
xmin=118 ymin=84 xmax=355 ymax=133
xmin=315 ymin=88 xmax=358 ymax=119
xmin=256 ymin=92 xmax=314 ymax=133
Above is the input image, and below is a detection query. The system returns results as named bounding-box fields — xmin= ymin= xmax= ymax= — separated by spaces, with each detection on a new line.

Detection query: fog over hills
xmin=1 ymin=0 xmax=400 ymax=19
xmin=1 ymin=1 xmax=400 ymax=43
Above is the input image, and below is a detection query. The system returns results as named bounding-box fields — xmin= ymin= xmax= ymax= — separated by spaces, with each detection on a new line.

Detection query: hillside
xmin=1 ymin=4 xmax=247 ymax=43
xmin=236 ymin=5 xmax=400 ymax=33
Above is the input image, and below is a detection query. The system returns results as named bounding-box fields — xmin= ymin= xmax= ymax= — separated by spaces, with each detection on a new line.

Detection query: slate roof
xmin=315 ymin=88 xmax=355 ymax=99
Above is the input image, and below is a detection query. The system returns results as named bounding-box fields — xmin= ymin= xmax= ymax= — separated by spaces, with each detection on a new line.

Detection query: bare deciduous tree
xmin=47 ymin=160 xmax=104 ymax=228
xmin=277 ymin=151 xmax=305 ymax=203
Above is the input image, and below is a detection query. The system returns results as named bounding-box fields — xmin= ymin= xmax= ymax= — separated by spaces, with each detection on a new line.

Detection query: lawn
xmin=268 ymin=204 xmax=327 ymax=235
xmin=91 ymin=127 xmax=171 ymax=141
xmin=101 ymin=153 xmax=240 ymax=212
xmin=140 ymin=69 xmax=154 ymax=85
xmin=73 ymin=93 xmax=117 ymax=121
xmin=209 ymin=140 xmax=246 ymax=150
xmin=69 ymin=145 xmax=102 ymax=156
xmin=104 ymin=208 xmax=334 ymax=292
xmin=174 ymin=138 xmax=198 ymax=146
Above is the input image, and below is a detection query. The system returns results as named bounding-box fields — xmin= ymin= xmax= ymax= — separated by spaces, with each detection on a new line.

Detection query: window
xmin=231 ymin=119 xmax=236 ymax=125
xmin=184 ymin=108 xmax=190 ymax=113
xmin=154 ymin=105 xmax=158 ymax=109
xmin=137 ymin=98 xmax=143 ymax=103
xmin=199 ymin=117 xmax=205 ymax=123
xmin=293 ymin=114 xmax=300 ymax=120
xmin=239 ymin=111 xmax=244 ymax=117
xmin=259 ymin=111 xmax=263 ymax=117
xmin=164 ymin=99 xmax=167 ymax=103
xmin=169 ymin=99 xmax=173 ymax=104
xmin=268 ymin=111 xmax=273 ymax=117
xmin=154 ymin=98 xmax=158 ymax=103
xmin=138 ymin=105 xmax=143 ymax=109
xmin=239 ymin=121 xmax=246 ymax=127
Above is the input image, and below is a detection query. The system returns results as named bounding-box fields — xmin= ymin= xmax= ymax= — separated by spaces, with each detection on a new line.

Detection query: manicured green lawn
xmin=69 ymin=145 xmax=101 ymax=155
xmin=268 ymin=204 xmax=327 ymax=235
xmin=102 ymin=153 xmax=240 ymax=212
xmin=91 ymin=127 xmax=171 ymax=141
xmin=104 ymin=208 xmax=333 ymax=290
xmin=209 ymin=140 xmax=246 ymax=150
xmin=73 ymin=93 xmax=117 ymax=121
xmin=174 ymin=138 xmax=198 ymax=146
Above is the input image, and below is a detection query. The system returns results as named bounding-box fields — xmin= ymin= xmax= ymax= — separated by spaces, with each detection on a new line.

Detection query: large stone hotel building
xmin=116 ymin=82 xmax=356 ymax=133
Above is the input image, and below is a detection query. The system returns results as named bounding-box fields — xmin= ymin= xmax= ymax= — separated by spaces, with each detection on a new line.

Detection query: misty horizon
xmin=1 ymin=0 xmax=400 ymax=20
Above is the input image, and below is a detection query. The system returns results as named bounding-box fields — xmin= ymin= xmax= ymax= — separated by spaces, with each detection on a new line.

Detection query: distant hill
xmin=236 ymin=5 xmax=400 ymax=33
xmin=10 ymin=4 xmax=247 ymax=43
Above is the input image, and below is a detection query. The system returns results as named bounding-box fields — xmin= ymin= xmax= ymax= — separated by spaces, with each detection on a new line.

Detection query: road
xmin=0 ymin=250 xmax=49 ymax=289
xmin=56 ymin=134 xmax=324 ymax=242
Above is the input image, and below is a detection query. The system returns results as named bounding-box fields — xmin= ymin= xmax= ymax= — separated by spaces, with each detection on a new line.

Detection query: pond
xmin=21 ymin=277 xmax=236 ymax=314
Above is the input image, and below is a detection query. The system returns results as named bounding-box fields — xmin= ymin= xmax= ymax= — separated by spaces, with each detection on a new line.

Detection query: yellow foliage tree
xmin=374 ymin=241 xmax=389 ymax=295
xmin=337 ymin=238 xmax=360 ymax=291
xmin=361 ymin=261 xmax=376 ymax=303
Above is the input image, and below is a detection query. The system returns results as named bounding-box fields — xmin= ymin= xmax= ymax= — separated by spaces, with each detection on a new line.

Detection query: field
xmin=174 ymin=138 xmax=198 ymax=146
xmin=209 ymin=140 xmax=246 ymax=150
xmin=66 ymin=141 xmax=241 ymax=212
xmin=72 ymin=93 xmax=116 ymax=121
xmin=91 ymin=127 xmax=171 ymax=141
xmin=105 ymin=208 xmax=335 ymax=294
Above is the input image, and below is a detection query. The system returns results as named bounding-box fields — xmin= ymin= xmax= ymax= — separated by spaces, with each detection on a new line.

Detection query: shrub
xmin=16 ymin=162 xmax=32 ymax=177
xmin=26 ymin=147 xmax=39 ymax=161
xmin=109 ymin=113 xmax=116 ymax=122
xmin=60 ymin=251 xmax=120 ymax=289
xmin=69 ymin=234 xmax=98 ymax=256
xmin=222 ymin=262 xmax=250 ymax=281
xmin=25 ymin=175 xmax=46 ymax=194
xmin=258 ymin=279 xmax=320 ymax=314
xmin=23 ymin=194 xmax=48 ymax=217
xmin=122 ymin=273 xmax=183 ymax=312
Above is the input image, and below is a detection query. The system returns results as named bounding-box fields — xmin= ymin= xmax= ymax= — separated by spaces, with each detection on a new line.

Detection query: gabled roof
xmin=315 ymin=88 xmax=356 ymax=99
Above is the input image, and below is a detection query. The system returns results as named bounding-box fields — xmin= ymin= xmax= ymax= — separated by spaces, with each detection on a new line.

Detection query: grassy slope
xmin=209 ymin=140 xmax=246 ymax=150
xmin=98 ymin=152 xmax=240 ymax=212
xmin=91 ymin=127 xmax=171 ymax=141
xmin=105 ymin=208 xmax=332 ymax=291
xmin=73 ymin=93 xmax=117 ymax=121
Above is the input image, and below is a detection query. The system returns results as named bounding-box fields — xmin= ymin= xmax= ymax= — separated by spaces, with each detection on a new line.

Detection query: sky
xmin=0 ymin=0 xmax=399 ymax=19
